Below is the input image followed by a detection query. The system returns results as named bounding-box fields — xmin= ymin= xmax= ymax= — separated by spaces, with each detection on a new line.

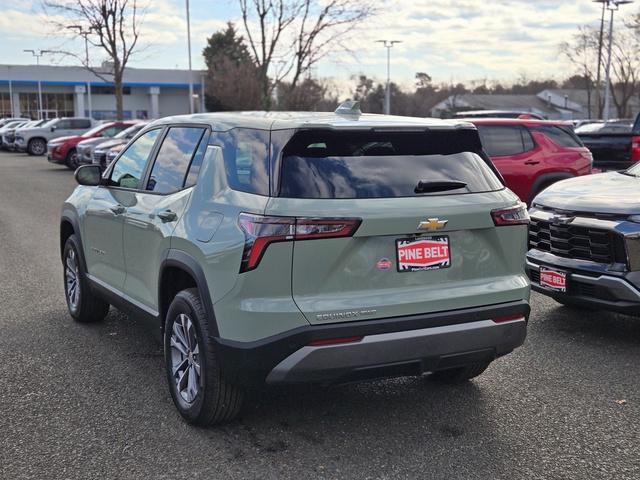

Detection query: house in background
xmin=431 ymin=88 xmax=640 ymax=120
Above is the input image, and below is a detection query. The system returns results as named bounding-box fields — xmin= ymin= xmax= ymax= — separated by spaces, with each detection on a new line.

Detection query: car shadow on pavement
xmin=542 ymin=302 xmax=640 ymax=346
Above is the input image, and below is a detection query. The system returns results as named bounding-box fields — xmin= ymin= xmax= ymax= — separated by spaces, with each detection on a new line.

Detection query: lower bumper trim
xmin=266 ymin=319 xmax=527 ymax=384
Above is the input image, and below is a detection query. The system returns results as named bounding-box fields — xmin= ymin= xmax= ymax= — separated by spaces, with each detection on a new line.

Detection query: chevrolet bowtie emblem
xmin=417 ymin=218 xmax=448 ymax=231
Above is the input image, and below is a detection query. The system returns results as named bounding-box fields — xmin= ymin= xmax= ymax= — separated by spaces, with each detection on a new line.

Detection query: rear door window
xmin=278 ymin=130 xmax=503 ymax=199
xmin=476 ymin=125 xmax=534 ymax=157
xmin=146 ymin=127 xmax=206 ymax=194
xmin=71 ymin=119 xmax=92 ymax=129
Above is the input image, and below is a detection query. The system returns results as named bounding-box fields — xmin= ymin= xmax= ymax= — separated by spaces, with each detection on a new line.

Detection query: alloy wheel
xmin=32 ymin=139 xmax=46 ymax=155
xmin=170 ymin=313 xmax=202 ymax=404
xmin=64 ymin=248 xmax=80 ymax=311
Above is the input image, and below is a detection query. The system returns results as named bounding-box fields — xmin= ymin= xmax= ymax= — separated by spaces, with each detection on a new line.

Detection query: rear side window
xmin=533 ymin=125 xmax=583 ymax=147
xmin=278 ymin=130 xmax=502 ymax=199
xmin=146 ymin=127 xmax=206 ymax=194
xmin=476 ymin=125 xmax=534 ymax=156
xmin=211 ymin=128 xmax=270 ymax=195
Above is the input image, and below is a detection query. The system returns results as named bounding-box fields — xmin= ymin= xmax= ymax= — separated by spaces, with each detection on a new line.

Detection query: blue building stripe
xmin=0 ymin=79 xmax=201 ymax=89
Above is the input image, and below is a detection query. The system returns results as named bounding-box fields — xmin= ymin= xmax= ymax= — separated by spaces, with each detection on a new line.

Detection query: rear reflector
xmin=492 ymin=314 xmax=526 ymax=323
xmin=238 ymin=213 xmax=361 ymax=272
xmin=491 ymin=203 xmax=530 ymax=226
xmin=309 ymin=336 xmax=364 ymax=347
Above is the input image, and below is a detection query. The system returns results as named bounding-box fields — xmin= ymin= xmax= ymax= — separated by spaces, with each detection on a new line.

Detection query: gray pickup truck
xmin=575 ymin=115 xmax=640 ymax=170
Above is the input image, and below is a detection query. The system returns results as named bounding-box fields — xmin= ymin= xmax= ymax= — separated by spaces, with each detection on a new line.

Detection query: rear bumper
xmin=216 ymin=300 xmax=530 ymax=386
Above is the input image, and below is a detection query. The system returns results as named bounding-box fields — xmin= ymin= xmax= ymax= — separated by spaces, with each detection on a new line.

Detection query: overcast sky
xmin=0 ymin=1 xmax=635 ymax=88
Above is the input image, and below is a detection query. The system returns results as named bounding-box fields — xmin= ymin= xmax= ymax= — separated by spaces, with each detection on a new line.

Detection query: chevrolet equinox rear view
xmin=60 ymin=104 xmax=531 ymax=425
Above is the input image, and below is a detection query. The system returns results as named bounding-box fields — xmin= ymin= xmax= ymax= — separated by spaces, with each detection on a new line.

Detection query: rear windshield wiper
xmin=414 ymin=180 xmax=467 ymax=194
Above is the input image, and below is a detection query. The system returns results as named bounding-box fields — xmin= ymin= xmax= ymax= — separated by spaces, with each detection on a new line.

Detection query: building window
xmin=92 ymin=85 xmax=131 ymax=95
xmin=19 ymin=92 xmax=74 ymax=119
xmin=0 ymin=92 xmax=12 ymax=117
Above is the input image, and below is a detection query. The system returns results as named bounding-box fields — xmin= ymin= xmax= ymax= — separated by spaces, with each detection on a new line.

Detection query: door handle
xmin=524 ymin=160 xmax=540 ymax=165
xmin=156 ymin=209 xmax=177 ymax=223
xmin=110 ymin=205 xmax=126 ymax=215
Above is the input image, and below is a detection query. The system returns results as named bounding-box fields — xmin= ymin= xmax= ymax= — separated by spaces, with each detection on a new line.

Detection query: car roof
xmin=148 ymin=111 xmax=477 ymax=132
xmin=464 ymin=118 xmax=569 ymax=127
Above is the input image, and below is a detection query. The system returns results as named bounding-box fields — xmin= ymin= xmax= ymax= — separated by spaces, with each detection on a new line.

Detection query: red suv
xmin=47 ymin=121 xmax=138 ymax=169
xmin=468 ymin=119 xmax=593 ymax=203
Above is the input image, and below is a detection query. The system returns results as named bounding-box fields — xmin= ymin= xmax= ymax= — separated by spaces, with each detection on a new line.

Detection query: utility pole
xmin=67 ymin=25 xmax=96 ymax=119
xmin=23 ymin=49 xmax=51 ymax=120
xmin=376 ymin=40 xmax=402 ymax=115
xmin=595 ymin=0 xmax=607 ymax=118
xmin=186 ymin=0 xmax=194 ymax=114
xmin=602 ymin=0 xmax=633 ymax=121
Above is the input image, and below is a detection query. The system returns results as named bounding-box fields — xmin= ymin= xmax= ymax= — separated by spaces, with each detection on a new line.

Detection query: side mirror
xmin=50 ymin=126 xmax=56 ymax=132
xmin=75 ymin=164 xmax=103 ymax=186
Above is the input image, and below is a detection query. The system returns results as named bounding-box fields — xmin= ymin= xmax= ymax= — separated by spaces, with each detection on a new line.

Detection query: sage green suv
xmin=60 ymin=104 xmax=531 ymax=425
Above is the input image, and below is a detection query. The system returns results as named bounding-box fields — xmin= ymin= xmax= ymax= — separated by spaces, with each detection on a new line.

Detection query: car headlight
xmin=625 ymin=234 xmax=640 ymax=271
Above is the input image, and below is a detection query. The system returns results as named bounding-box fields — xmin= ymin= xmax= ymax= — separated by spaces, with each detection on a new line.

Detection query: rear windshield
xmin=279 ymin=130 xmax=503 ymax=199
xmin=532 ymin=125 xmax=584 ymax=148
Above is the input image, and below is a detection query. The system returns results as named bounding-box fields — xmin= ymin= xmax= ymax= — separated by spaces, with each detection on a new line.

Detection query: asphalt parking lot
xmin=0 ymin=151 xmax=639 ymax=480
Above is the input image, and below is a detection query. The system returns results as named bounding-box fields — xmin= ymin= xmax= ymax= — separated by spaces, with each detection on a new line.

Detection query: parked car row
xmin=0 ymin=116 xmax=148 ymax=171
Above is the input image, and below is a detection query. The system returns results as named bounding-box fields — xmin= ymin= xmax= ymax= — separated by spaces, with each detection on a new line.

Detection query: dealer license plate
xmin=539 ymin=267 xmax=567 ymax=292
xmin=396 ymin=235 xmax=451 ymax=272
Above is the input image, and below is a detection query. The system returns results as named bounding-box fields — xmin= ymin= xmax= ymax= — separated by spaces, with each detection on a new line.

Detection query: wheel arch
xmin=159 ymin=250 xmax=219 ymax=337
xmin=60 ymin=215 xmax=88 ymax=274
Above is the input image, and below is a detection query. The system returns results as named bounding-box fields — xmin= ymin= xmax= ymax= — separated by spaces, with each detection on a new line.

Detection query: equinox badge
xmin=417 ymin=218 xmax=448 ymax=231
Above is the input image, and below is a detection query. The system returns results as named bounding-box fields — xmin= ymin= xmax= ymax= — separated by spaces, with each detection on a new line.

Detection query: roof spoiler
xmin=335 ymin=100 xmax=362 ymax=116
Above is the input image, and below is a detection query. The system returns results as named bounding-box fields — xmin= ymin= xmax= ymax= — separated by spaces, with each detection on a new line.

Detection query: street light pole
xmin=67 ymin=25 xmax=95 ymax=119
xmin=598 ymin=0 xmax=633 ymax=121
xmin=185 ymin=0 xmax=194 ymax=114
xmin=23 ymin=49 xmax=51 ymax=120
xmin=376 ymin=40 xmax=402 ymax=115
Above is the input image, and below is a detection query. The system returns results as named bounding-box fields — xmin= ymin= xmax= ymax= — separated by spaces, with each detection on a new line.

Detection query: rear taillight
xmin=491 ymin=203 xmax=530 ymax=226
xmin=238 ymin=213 xmax=361 ymax=272
xmin=631 ymin=136 xmax=640 ymax=162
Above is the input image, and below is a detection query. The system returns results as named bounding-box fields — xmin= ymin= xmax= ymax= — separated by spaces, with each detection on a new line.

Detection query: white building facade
xmin=0 ymin=64 xmax=206 ymax=120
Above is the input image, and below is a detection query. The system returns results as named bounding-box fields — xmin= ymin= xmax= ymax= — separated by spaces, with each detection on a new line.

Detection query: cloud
xmin=0 ymin=0 xmax=636 ymax=85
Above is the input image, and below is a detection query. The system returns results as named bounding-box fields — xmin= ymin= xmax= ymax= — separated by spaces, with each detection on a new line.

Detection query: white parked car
xmin=15 ymin=117 xmax=97 ymax=156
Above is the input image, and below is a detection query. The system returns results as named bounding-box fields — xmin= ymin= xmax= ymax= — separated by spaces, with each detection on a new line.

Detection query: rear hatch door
xmin=268 ymin=129 xmax=529 ymax=325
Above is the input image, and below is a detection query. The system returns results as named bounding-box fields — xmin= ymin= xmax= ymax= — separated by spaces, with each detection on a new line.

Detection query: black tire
xmin=164 ymin=288 xmax=243 ymax=425
xmin=27 ymin=137 xmax=46 ymax=156
xmin=63 ymin=235 xmax=110 ymax=323
xmin=429 ymin=361 xmax=491 ymax=384
xmin=65 ymin=149 xmax=78 ymax=169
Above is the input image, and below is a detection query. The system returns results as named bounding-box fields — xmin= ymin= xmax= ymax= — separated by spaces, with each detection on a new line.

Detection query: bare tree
xmin=560 ymin=26 xmax=599 ymax=118
xmin=238 ymin=0 xmax=375 ymax=109
xmin=609 ymin=29 xmax=640 ymax=118
xmin=44 ymin=0 xmax=143 ymax=120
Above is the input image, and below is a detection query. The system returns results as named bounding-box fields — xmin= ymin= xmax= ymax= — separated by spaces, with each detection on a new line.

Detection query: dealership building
xmin=0 ymin=64 xmax=206 ymax=120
